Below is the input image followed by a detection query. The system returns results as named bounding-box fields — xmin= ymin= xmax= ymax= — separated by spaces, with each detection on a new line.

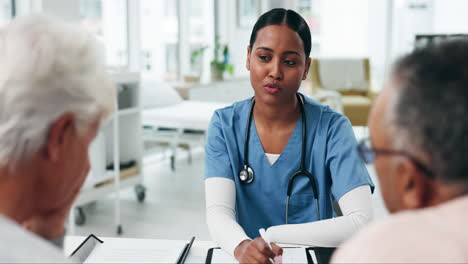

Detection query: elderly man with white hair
xmin=0 ymin=14 xmax=115 ymax=262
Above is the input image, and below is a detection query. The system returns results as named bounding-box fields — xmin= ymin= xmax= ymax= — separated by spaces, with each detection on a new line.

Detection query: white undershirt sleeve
xmin=206 ymin=178 xmax=372 ymax=254
xmin=205 ymin=177 xmax=250 ymax=256
xmin=267 ymin=185 xmax=373 ymax=247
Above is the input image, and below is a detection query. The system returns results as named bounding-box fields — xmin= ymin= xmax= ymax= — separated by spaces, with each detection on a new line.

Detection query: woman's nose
xmin=268 ymin=60 xmax=283 ymax=80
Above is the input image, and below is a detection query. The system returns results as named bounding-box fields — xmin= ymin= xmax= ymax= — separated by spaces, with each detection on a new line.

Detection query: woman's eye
xmin=258 ymin=55 xmax=270 ymax=61
xmin=284 ymin=60 xmax=296 ymax=66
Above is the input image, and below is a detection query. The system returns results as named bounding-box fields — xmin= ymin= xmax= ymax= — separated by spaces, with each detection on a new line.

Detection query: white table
xmin=65 ymin=236 xmax=217 ymax=263
xmin=65 ymin=236 xmax=314 ymax=263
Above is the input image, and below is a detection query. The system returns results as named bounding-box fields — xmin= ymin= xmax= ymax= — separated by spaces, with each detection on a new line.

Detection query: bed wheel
xmin=135 ymin=184 xmax=146 ymax=203
xmin=170 ymin=155 xmax=175 ymax=171
xmin=75 ymin=207 xmax=86 ymax=226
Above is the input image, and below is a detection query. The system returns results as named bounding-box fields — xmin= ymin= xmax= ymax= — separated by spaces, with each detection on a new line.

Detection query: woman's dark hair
xmin=249 ymin=8 xmax=311 ymax=58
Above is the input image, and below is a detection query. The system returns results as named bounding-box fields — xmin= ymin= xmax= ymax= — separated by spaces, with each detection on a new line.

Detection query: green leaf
xmin=226 ymin=65 xmax=234 ymax=75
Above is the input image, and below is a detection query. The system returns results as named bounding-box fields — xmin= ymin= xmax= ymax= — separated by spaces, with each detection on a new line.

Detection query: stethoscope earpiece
xmin=239 ymin=166 xmax=254 ymax=183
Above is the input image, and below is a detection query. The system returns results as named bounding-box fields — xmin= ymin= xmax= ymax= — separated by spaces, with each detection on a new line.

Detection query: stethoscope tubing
xmin=240 ymin=93 xmax=321 ymax=222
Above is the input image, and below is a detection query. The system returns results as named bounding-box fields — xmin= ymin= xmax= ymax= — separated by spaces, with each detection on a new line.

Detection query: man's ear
xmin=44 ymin=113 xmax=76 ymax=162
xmin=397 ymin=159 xmax=431 ymax=210
xmin=246 ymin=46 xmax=251 ymax=71
xmin=302 ymin=57 xmax=311 ymax=80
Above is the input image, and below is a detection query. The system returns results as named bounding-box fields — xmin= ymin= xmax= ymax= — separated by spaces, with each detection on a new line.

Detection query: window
xmin=140 ymin=0 xmax=214 ymax=82
xmin=80 ymin=0 xmax=129 ymax=69
xmin=0 ymin=0 xmax=14 ymax=28
xmin=187 ymin=0 xmax=213 ymax=81
xmin=297 ymin=0 xmax=321 ymax=55
xmin=141 ymin=0 xmax=179 ymax=80
xmin=298 ymin=0 xmax=369 ymax=57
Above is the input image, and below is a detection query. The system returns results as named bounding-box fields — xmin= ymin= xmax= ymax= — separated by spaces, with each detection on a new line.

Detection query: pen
xmin=259 ymin=228 xmax=272 ymax=250
xmin=259 ymin=228 xmax=275 ymax=264
xmin=176 ymin=236 xmax=196 ymax=264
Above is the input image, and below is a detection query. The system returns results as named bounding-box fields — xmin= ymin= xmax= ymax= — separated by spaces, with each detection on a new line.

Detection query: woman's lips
xmin=264 ymin=84 xmax=281 ymax=95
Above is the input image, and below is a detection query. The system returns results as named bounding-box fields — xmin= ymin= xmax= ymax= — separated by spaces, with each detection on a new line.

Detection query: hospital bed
xmin=141 ymin=80 xmax=227 ymax=170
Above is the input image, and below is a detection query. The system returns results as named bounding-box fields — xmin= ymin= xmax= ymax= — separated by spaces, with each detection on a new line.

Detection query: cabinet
xmin=69 ymin=72 xmax=145 ymax=235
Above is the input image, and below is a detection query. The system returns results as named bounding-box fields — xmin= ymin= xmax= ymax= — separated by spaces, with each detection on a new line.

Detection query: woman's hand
xmin=234 ymin=238 xmax=283 ymax=264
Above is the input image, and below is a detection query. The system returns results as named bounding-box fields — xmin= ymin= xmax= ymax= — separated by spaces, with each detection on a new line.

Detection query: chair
xmin=310 ymin=58 xmax=377 ymax=126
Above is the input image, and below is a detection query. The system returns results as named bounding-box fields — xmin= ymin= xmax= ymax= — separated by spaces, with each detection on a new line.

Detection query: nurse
xmin=205 ymin=8 xmax=374 ymax=263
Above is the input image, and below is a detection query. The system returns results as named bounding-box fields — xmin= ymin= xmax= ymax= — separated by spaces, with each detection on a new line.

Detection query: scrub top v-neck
xmin=205 ymin=96 xmax=374 ymax=238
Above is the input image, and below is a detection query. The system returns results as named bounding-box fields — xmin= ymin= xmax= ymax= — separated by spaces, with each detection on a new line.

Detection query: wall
xmin=41 ymin=0 xmax=80 ymax=21
xmin=217 ymin=0 xmax=252 ymax=78
xmin=386 ymin=0 xmax=468 ymax=74
xmin=217 ymin=0 xmax=279 ymax=79
xmin=433 ymin=0 xmax=468 ymax=33
xmin=368 ymin=0 xmax=391 ymax=88
xmin=319 ymin=0 xmax=368 ymax=57
xmin=219 ymin=0 xmax=370 ymax=78
xmin=391 ymin=0 xmax=434 ymax=59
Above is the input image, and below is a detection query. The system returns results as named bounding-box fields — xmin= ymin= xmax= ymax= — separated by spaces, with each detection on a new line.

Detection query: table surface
xmin=65 ymin=236 xmax=218 ymax=263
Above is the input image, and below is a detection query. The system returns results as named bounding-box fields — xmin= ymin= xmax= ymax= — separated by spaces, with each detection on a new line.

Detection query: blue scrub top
xmin=205 ymin=95 xmax=374 ymax=239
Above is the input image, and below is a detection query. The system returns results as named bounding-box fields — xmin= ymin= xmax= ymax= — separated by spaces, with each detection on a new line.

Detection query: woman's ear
xmin=302 ymin=57 xmax=311 ymax=80
xmin=246 ymin=46 xmax=251 ymax=71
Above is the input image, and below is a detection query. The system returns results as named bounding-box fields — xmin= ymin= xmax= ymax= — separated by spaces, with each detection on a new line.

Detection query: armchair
xmin=310 ymin=58 xmax=376 ymax=126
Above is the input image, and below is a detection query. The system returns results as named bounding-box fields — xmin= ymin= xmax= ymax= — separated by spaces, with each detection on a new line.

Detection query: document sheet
xmin=83 ymin=238 xmax=187 ymax=263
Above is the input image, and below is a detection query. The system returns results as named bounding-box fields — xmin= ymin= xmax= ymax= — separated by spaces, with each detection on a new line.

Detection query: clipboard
xmin=205 ymin=247 xmax=336 ymax=264
xmin=69 ymin=234 xmax=104 ymax=263
xmin=176 ymin=236 xmax=196 ymax=264
xmin=306 ymin=247 xmax=336 ymax=264
xmin=68 ymin=235 xmax=192 ymax=263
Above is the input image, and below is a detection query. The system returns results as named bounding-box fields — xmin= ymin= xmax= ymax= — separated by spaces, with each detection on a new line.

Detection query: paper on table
xmin=209 ymin=248 xmax=237 ymax=263
xmin=210 ymin=247 xmax=310 ymax=264
xmin=282 ymin=247 xmax=314 ymax=264
xmin=84 ymin=238 xmax=187 ymax=263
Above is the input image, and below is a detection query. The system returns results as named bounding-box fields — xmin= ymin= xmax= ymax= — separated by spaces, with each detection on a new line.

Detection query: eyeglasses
xmin=357 ymin=138 xmax=435 ymax=177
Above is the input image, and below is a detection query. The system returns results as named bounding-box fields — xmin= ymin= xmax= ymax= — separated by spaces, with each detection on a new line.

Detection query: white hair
xmin=0 ymin=14 xmax=115 ymax=166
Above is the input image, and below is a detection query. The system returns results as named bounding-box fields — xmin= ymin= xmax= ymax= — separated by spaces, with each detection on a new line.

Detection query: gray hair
xmin=0 ymin=14 xmax=115 ymax=166
xmin=390 ymin=38 xmax=468 ymax=185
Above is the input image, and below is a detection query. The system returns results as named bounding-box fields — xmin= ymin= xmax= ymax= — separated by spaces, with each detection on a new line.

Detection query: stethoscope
xmin=238 ymin=93 xmax=321 ymax=223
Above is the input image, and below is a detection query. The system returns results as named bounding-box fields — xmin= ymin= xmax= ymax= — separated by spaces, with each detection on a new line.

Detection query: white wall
xmin=369 ymin=0 xmax=468 ymax=90
xmin=391 ymin=0 xmax=434 ymax=59
xmin=368 ymin=0 xmax=391 ymax=89
xmin=41 ymin=0 xmax=80 ymax=21
xmin=217 ymin=0 xmax=282 ymax=78
xmin=433 ymin=0 xmax=468 ymax=33
xmin=387 ymin=0 xmax=468 ymax=73
xmin=217 ymin=0 xmax=253 ymax=78
xmin=319 ymin=0 xmax=369 ymax=57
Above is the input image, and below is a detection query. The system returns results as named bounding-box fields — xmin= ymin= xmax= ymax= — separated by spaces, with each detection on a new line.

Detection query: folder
xmin=205 ymin=246 xmax=336 ymax=264
xmin=69 ymin=234 xmax=103 ymax=263
xmin=309 ymin=247 xmax=336 ymax=264
xmin=69 ymin=235 xmax=191 ymax=263
xmin=176 ymin=236 xmax=195 ymax=264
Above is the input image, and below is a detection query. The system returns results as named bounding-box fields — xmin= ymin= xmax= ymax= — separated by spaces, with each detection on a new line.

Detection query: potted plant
xmin=187 ymin=46 xmax=207 ymax=83
xmin=210 ymin=36 xmax=234 ymax=81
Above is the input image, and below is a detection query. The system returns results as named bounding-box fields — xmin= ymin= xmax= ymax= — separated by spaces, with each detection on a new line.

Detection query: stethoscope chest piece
xmin=238 ymin=93 xmax=321 ymax=222
xmin=239 ymin=165 xmax=254 ymax=183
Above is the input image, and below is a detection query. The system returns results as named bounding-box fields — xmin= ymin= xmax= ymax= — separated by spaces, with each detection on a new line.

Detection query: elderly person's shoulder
xmin=332 ymin=195 xmax=468 ymax=263
xmin=0 ymin=216 xmax=72 ymax=263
